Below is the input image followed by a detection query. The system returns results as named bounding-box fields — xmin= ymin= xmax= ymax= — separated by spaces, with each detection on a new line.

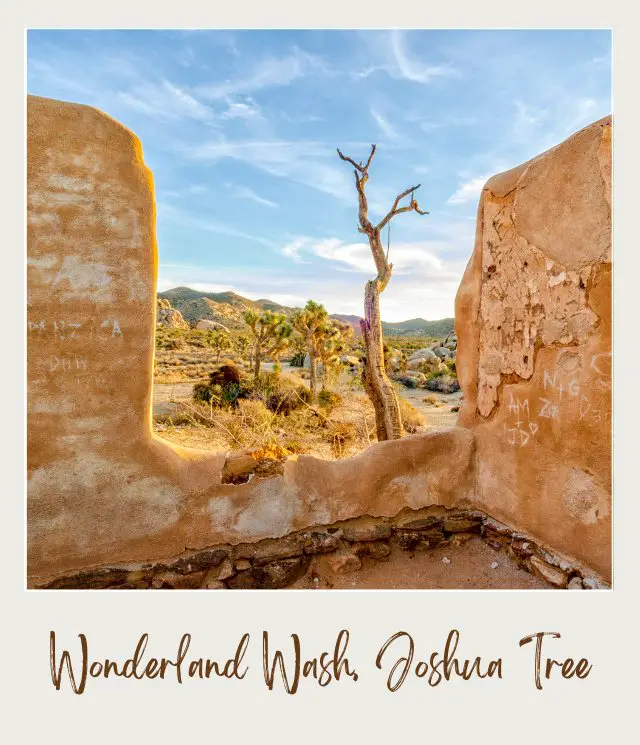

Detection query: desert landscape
xmin=153 ymin=288 xmax=461 ymax=460
xmin=26 ymin=30 xmax=612 ymax=591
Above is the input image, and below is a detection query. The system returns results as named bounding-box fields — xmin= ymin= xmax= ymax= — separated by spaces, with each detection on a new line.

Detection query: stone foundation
xmin=38 ymin=506 xmax=609 ymax=590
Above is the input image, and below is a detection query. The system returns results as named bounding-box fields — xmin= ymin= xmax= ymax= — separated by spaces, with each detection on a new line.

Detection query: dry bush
xmin=399 ymin=397 xmax=425 ymax=432
xmin=327 ymin=421 xmax=357 ymax=458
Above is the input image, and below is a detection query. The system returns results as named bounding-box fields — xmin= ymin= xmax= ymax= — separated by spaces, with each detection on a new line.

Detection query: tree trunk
xmin=307 ymin=339 xmax=317 ymax=395
xmin=361 ymin=278 xmax=404 ymax=441
xmin=254 ymin=352 xmax=262 ymax=382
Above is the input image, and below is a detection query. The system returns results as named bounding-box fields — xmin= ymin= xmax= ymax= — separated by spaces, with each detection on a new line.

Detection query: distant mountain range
xmin=158 ymin=287 xmax=454 ymax=338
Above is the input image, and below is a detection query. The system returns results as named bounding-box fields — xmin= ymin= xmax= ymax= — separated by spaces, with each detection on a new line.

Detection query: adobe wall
xmin=455 ymin=116 xmax=612 ymax=581
xmin=26 ymin=95 xmax=475 ymax=586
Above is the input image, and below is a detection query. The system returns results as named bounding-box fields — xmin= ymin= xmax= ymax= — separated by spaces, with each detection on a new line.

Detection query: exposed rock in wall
xmin=156 ymin=298 xmax=189 ymax=329
xmin=36 ymin=506 xmax=609 ymax=590
xmin=26 ymin=95 xmax=475 ymax=586
xmin=455 ymin=116 xmax=612 ymax=580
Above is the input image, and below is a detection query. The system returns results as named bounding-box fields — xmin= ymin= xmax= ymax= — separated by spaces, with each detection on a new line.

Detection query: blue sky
xmin=27 ymin=30 xmax=611 ymax=320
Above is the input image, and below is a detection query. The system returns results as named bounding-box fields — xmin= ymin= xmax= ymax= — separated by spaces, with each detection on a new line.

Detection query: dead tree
xmin=337 ymin=144 xmax=429 ymax=441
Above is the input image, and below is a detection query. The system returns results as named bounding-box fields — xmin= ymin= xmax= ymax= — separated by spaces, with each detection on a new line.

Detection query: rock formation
xmin=194 ymin=318 xmax=230 ymax=332
xmin=156 ymin=298 xmax=189 ymax=329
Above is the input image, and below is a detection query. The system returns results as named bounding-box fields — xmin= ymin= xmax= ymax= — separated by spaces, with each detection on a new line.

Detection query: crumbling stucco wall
xmin=26 ymin=95 xmax=475 ymax=586
xmin=455 ymin=116 xmax=612 ymax=581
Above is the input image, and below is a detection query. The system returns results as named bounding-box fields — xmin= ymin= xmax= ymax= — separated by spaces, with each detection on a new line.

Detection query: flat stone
xmin=510 ymin=539 xmax=535 ymax=559
xmin=302 ymin=531 xmax=343 ymax=555
xmin=482 ymin=518 xmax=512 ymax=536
xmin=582 ymin=576 xmax=609 ymax=590
xmin=353 ymin=541 xmax=390 ymax=560
xmin=325 ymin=550 xmax=362 ymax=574
xmin=151 ymin=570 xmax=207 ymax=589
xmin=341 ymin=523 xmax=392 ymax=542
xmin=167 ymin=548 xmax=228 ymax=575
xmin=443 ymin=517 xmax=482 ymax=533
xmin=395 ymin=530 xmax=448 ymax=551
xmin=203 ymin=557 xmax=234 ymax=581
xmin=234 ymin=559 xmax=251 ymax=571
xmin=228 ymin=558 xmax=309 ymax=589
xmin=451 ymin=532 xmax=476 ymax=547
xmin=235 ymin=538 xmax=302 ymax=565
xmin=568 ymin=576 xmax=584 ymax=590
xmin=528 ymin=555 xmax=569 ymax=588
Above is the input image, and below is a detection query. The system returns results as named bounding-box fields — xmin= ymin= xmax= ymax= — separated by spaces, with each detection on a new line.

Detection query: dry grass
xmin=154 ymin=380 xmax=428 ymax=461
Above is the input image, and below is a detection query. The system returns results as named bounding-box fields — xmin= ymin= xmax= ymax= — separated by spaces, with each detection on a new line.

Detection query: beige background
xmin=4 ymin=2 xmax=638 ymax=743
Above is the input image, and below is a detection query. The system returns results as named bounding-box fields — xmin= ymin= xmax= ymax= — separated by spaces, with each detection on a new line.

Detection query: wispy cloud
xmin=447 ymin=175 xmax=492 ymax=205
xmin=196 ymin=46 xmax=327 ymax=100
xmin=228 ymin=184 xmax=278 ymax=208
xmin=118 ymin=80 xmax=215 ymax=122
xmin=389 ymin=30 xmax=457 ymax=84
xmin=188 ymin=137 xmax=355 ymax=201
xmin=157 ymin=202 xmax=276 ymax=248
xmin=562 ymin=98 xmax=599 ymax=134
xmin=279 ymin=238 xmax=310 ymax=263
xmin=222 ymin=97 xmax=262 ymax=120
xmin=371 ymin=108 xmax=399 ymax=140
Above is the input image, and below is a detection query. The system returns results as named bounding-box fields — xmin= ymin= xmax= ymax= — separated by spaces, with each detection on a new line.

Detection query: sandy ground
xmin=291 ymin=538 xmax=551 ymax=590
xmin=153 ymin=362 xmax=462 ymax=431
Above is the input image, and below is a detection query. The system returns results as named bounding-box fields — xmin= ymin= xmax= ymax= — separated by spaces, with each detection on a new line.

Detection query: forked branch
xmin=377 ymin=184 xmax=430 ymax=231
xmin=337 ymin=144 xmax=376 ymax=174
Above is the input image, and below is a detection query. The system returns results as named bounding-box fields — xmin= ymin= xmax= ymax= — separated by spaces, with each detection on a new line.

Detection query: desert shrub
xmin=395 ymin=375 xmax=418 ymax=389
xmin=327 ymin=421 xmax=357 ymax=458
xmin=425 ymin=374 xmax=460 ymax=394
xmin=209 ymin=364 xmax=243 ymax=386
xmin=317 ymin=388 xmax=343 ymax=411
xmin=193 ymin=382 xmax=221 ymax=404
xmin=290 ymin=351 xmax=306 ymax=367
xmin=235 ymin=399 xmax=275 ymax=433
xmin=164 ymin=337 xmax=186 ymax=350
xmin=399 ymin=397 xmax=425 ymax=432
xmin=445 ymin=358 xmax=457 ymax=375
xmin=252 ymin=372 xmax=313 ymax=415
xmin=193 ymin=364 xmax=251 ymax=407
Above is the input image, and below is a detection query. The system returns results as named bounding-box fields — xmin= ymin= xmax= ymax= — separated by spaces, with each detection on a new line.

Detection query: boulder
xmin=156 ymin=298 xmax=189 ymax=330
xmin=408 ymin=348 xmax=438 ymax=362
xmin=194 ymin=319 xmax=230 ymax=332
xmin=432 ymin=346 xmax=452 ymax=359
xmin=341 ymin=355 xmax=361 ymax=367
xmin=407 ymin=356 xmax=446 ymax=373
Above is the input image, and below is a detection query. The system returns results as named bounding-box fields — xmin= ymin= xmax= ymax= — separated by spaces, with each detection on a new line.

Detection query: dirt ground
xmin=291 ymin=538 xmax=551 ymax=590
xmin=152 ymin=363 xmax=462 ymax=437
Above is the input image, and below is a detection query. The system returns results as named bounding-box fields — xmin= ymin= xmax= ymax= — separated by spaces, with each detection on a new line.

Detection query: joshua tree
xmin=292 ymin=300 xmax=329 ymax=396
xmin=244 ymin=310 xmax=292 ymax=382
xmin=233 ymin=333 xmax=252 ymax=362
xmin=318 ymin=319 xmax=353 ymax=388
xmin=207 ymin=328 xmax=232 ymax=363
xmin=337 ymin=144 xmax=429 ymax=440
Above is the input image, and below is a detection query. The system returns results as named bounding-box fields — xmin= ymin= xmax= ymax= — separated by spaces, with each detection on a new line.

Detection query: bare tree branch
xmin=337 ymin=144 xmax=376 ymax=174
xmin=377 ymin=184 xmax=430 ymax=231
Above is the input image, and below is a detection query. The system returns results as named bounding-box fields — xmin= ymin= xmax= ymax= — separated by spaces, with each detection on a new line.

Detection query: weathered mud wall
xmin=455 ymin=116 xmax=612 ymax=581
xmin=26 ymin=95 xmax=475 ymax=586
